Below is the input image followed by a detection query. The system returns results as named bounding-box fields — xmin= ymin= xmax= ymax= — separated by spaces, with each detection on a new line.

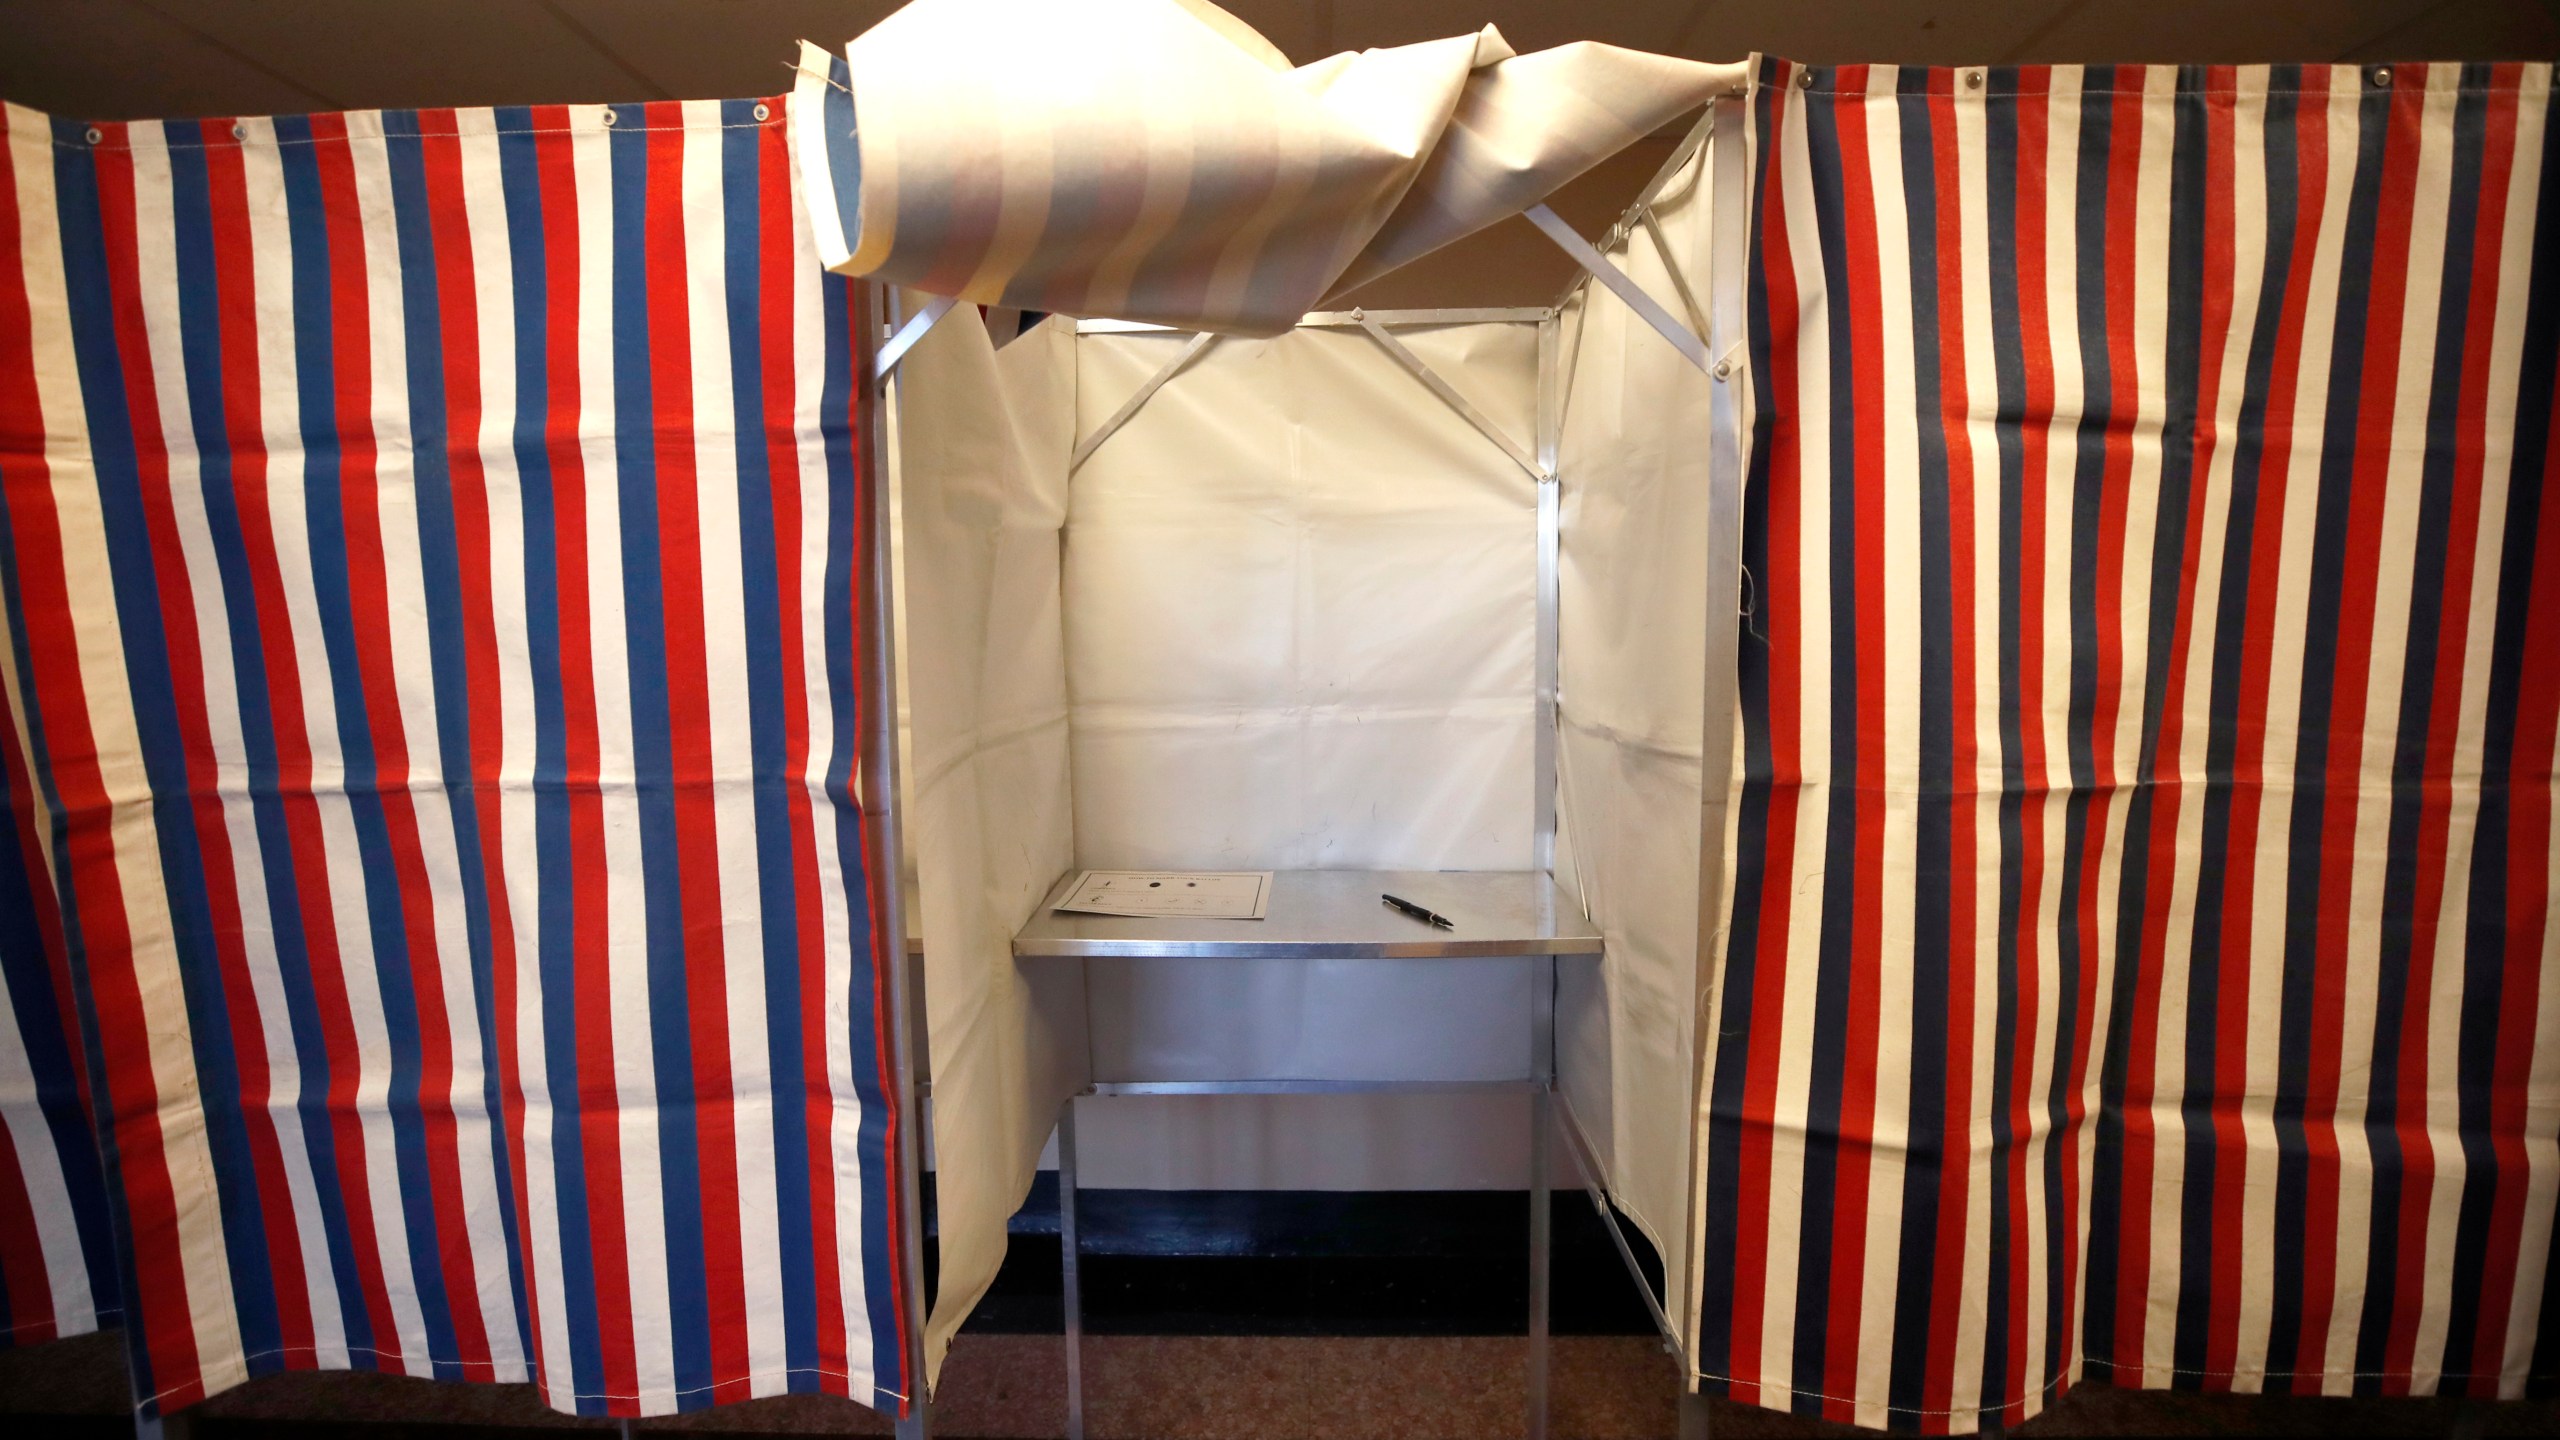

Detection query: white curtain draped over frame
xmin=889 ymin=309 xmax=1086 ymax=1385
xmin=790 ymin=0 xmax=1746 ymax=334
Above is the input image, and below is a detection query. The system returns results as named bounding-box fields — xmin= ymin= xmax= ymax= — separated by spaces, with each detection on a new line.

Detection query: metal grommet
xmin=2372 ymin=66 xmax=2392 ymax=87
xmin=1965 ymin=69 xmax=1985 ymax=91
xmin=229 ymin=123 xmax=246 ymax=141
xmin=601 ymin=108 xmax=618 ymax=127
xmin=1797 ymin=67 xmax=1816 ymax=89
xmin=84 ymin=126 xmax=103 ymax=146
xmin=753 ymin=102 xmax=771 ymax=122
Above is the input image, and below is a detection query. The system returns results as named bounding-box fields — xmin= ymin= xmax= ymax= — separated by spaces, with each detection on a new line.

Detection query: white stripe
xmin=1950 ymin=72 xmax=2001 ymax=1425
xmin=451 ymin=110 xmax=578 ymax=1410
xmin=566 ymin=108 xmax=678 ymax=1412
xmin=1854 ymin=64 xmax=1917 ymax=1430
xmin=786 ymin=137 xmax=878 ymax=1396
xmin=1753 ymin=74 xmax=1830 ymax=1405
xmin=2020 ymin=66 xmax=2086 ymax=1412
xmin=2113 ymin=63 xmax=2178 ymax=1387
xmin=678 ymin=99 xmax=791 ymax=1391
xmin=5 ymin=104 xmax=246 ymax=1392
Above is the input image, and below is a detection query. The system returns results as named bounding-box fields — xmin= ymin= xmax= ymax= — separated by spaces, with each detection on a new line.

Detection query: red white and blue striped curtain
xmin=1697 ymin=60 xmax=2560 ymax=1431
xmin=0 ymin=96 xmax=908 ymax=1419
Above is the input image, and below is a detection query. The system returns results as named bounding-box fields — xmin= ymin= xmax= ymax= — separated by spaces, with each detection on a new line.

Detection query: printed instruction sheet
xmin=1055 ymin=870 xmax=1273 ymax=919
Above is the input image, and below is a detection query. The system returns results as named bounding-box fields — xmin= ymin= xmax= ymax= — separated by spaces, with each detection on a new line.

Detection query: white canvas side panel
xmin=1553 ymin=139 xmax=1715 ymax=1303
xmin=894 ymin=310 xmax=1086 ymax=1381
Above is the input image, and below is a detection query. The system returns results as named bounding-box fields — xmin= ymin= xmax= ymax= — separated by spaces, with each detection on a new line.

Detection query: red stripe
xmin=0 ymin=1103 xmax=54 ymax=1343
xmin=0 ymin=108 xmax=207 ymax=1405
xmin=530 ymin=112 xmax=639 ymax=1407
xmin=95 ymin=123 xmax=323 ymax=1361
xmin=1722 ymin=66 xmax=1806 ymax=1407
xmin=755 ymin=107 xmax=849 ymax=1385
xmin=1919 ymin=67 xmax=1979 ymax=1426
xmin=2001 ymin=64 xmax=2055 ymax=1426
xmin=641 ymin=105 xmax=752 ymax=1401
xmin=1813 ymin=69 xmax=1889 ymax=1425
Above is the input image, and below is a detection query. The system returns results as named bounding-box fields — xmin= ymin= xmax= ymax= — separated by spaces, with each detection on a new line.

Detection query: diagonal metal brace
xmin=1070 ymin=330 xmax=1219 ymax=471
xmin=1524 ymin=203 xmax=1709 ymax=373
xmin=1354 ymin=312 xmax=1546 ymax=481
xmin=876 ymin=293 xmax=960 ymax=379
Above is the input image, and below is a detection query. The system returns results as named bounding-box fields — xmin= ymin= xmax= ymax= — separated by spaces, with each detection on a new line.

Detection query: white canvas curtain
xmin=792 ymin=0 xmax=1744 ymax=334
xmin=889 ymin=308 xmax=1086 ymax=1383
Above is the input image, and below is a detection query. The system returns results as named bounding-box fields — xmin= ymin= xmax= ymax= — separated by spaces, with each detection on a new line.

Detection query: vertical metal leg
xmin=1527 ymin=954 xmax=1554 ymax=1440
xmin=860 ymin=280 xmax=931 ymax=1440
xmin=1676 ymin=1385 xmax=1712 ymax=1440
xmin=1058 ymin=1100 xmax=1085 ymax=1440
xmin=618 ymin=1420 xmax=637 ymax=1439
xmin=1528 ymin=1086 xmax=1553 ymax=1440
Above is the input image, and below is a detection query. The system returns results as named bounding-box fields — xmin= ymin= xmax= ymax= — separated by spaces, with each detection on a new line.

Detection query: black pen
xmin=1380 ymin=893 xmax=1454 ymax=930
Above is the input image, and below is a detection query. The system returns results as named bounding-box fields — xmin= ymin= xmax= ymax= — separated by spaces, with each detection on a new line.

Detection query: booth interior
xmin=884 ymin=102 xmax=1736 ymax=1396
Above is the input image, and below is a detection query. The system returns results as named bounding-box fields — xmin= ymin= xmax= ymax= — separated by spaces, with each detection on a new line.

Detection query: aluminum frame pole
xmin=1058 ymin=1103 xmax=1086 ymax=1440
xmin=857 ymin=280 xmax=933 ymax=1440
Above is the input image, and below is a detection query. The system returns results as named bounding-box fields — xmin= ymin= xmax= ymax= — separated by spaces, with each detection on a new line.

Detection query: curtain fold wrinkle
xmin=0 ymin=96 xmax=907 ymax=1420
xmin=1695 ymin=57 xmax=2560 ymax=1432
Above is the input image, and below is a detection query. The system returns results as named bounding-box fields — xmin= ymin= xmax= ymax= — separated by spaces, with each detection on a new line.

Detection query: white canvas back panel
xmin=892 ymin=311 xmax=1087 ymax=1381
xmin=1068 ymin=323 xmax=1539 ymax=870
xmin=1063 ymin=321 xmax=1542 ymax=1187
xmin=1553 ymin=138 xmax=1716 ymax=1302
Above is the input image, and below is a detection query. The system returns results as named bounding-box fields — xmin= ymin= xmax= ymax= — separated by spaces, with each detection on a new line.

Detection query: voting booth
xmin=7 ymin=3 xmax=2560 ymax=1438
xmin=879 ymin=121 xmax=1744 ymax=1437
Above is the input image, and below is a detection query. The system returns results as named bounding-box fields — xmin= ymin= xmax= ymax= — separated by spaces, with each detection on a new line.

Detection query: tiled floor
xmin=5 ymin=1329 xmax=2553 ymax=1437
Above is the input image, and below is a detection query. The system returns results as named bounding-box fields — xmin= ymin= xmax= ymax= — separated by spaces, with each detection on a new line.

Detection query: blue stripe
xmin=821 ymin=58 xmax=861 ymax=252
xmin=606 ymin=104 xmax=716 ymax=1409
xmin=819 ymin=273 xmax=898 ymax=1405
xmin=489 ymin=107 xmax=607 ymax=1405
xmin=271 ymin=117 xmax=464 ymax=1375
xmin=79 ymin=119 xmax=286 ymax=1374
xmin=718 ymin=101 xmax=821 ymax=1387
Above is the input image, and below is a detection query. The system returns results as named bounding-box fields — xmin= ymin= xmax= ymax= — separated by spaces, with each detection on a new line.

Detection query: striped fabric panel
xmin=0 ymin=98 xmax=907 ymax=1418
xmin=1697 ymin=60 xmax=2560 ymax=1432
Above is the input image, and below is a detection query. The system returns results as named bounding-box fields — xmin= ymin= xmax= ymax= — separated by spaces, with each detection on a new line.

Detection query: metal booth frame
xmin=856 ymin=80 xmax=1753 ymax=1440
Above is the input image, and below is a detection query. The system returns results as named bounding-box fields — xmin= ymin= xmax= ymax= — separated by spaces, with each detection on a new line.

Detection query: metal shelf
xmin=1012 ymin=869 xmax=1601 ymax=960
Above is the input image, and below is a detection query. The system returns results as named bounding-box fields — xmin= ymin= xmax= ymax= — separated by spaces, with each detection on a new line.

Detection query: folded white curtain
xmin=791 ymin=0 xmax=1744 ymax=334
